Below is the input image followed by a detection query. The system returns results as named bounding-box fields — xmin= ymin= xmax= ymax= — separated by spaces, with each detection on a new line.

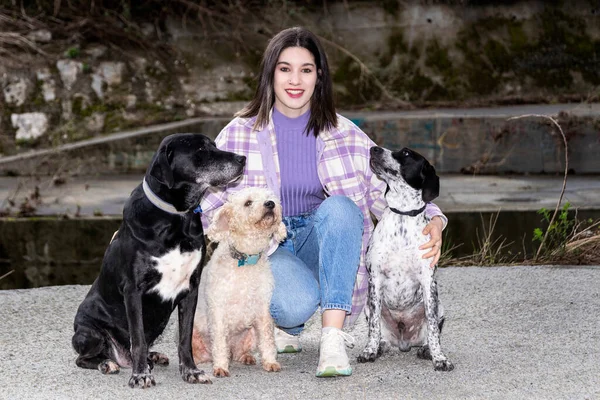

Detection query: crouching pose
xmin=192 ymin=187 xmax=287 ymax=377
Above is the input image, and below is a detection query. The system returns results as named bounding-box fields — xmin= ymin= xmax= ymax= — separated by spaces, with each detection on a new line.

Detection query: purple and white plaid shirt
xmin=201 ymin=112 xmax=446 ymax=325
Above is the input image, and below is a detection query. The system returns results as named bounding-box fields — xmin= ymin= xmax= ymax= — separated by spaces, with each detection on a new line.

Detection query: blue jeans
xmin=269 ymin=195 xmax=364 ymax=335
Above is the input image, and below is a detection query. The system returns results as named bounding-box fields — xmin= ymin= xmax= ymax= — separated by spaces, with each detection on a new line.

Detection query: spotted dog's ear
xmin=421 ymin=161 xmax=440 ymax=202
xmin=149 ymin=144 xmax=174 ymax=189
xmin=206 ymin=205 xmax=231 ymax=243
xmin=273 ymin=222 xmax=287 ymax=243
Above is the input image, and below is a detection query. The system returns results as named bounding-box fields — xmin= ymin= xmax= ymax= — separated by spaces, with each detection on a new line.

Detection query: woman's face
xmin=273 ymin=46 xmax=318 ymax=118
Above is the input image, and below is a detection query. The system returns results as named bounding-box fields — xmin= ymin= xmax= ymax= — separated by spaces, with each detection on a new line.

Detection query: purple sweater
xmin=273 ymin=107 xmax=325 ymax=217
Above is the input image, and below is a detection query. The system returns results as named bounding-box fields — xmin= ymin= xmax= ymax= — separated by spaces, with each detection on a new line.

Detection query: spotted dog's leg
xmin=417 ymin=317 xmax=445 ymax=360
xmin=358 ymin=261 xmax=383 ymax=363
xmin=422 ymin=274 xmax=454 ymax=371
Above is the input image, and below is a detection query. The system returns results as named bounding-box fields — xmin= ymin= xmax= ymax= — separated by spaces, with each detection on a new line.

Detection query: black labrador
xmin=72 ymin=133 xmax=245 ymax=388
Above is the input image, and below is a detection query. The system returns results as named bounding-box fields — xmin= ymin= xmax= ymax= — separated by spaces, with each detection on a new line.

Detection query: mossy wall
xmin=1 ymin=0 xmax=599 ymax=157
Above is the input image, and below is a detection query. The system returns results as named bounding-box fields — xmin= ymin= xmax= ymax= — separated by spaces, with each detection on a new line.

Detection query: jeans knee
xmin=318 ymin=195 xmax=363 ymax=229
xmin=271 ymin=283 xmax=319 ymax=329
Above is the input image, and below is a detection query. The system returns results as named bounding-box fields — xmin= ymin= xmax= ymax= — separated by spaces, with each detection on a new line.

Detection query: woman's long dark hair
xmin=236 ymin=26 xmax=337 ymax=137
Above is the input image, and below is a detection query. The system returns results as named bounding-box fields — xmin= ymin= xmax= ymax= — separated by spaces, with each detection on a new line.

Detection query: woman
xmin=200 ymin=26 xmax=446 ymax=377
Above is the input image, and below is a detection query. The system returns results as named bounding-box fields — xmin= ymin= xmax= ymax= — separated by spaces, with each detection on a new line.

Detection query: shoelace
xmin=321 ymin=329 xmax=355 ymax=357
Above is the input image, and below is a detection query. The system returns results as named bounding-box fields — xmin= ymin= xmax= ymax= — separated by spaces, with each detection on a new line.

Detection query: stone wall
xmin=1 ymin=0 xmax=599 ymax=160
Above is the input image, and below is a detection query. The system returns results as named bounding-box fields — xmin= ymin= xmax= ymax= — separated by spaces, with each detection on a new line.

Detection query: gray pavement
xmin=2 ymin=174 xmax=600 ymax=216
xmin=1 ymin=265 xmax=599 ymax=399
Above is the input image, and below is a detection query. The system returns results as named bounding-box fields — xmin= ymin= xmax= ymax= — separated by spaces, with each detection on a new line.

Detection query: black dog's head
xmin=369 ymin=146 xmax=439 ymax=202
xmin=148 ymin=133 xmax=246 ymax=195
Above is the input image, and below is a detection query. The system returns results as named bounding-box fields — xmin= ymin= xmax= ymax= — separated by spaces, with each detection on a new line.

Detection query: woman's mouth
xmin=285 ymin=89 xmax=304 ymax=99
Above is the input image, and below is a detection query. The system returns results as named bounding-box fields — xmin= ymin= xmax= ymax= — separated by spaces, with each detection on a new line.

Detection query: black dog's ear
xmin=421 ymin=161 xmax=440 ymax=202
xmin=150 ymin=145 xmax=174 ymax=189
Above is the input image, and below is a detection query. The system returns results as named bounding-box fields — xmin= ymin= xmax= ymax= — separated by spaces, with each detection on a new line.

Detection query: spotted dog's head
xmin=148 ymin=133 xmax=246 ymax=196
xmin=207 ymin=187 xmax=287 ymax=255
xmin=370 ymin=146 xmax=439 ymax=202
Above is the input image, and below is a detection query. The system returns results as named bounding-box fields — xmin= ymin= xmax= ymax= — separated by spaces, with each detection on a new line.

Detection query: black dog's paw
xmin=433 ymin=359 xmax=454 ymax=372
xmin=180 ymin=366 xmax=212 ymax=384
xmin=357 ymin=349 xmax=379 ymax=363
xmin=128 ymin=373 xmax=156 ymax=388
xmin=98 ymin=360 xmax=120 ymax=374
xmin=417 ymin=345 xmax=432 ymax=360
xmin=148 ymin=352 xmax=169 ymax=366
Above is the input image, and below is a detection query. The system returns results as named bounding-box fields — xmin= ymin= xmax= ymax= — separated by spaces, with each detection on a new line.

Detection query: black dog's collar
xmin=229 ymin=246 xmax=261 ymax=267
xmin=143 ymin=179 xmax=203 ymax=216
xmin=389 ymin=204 xmax=426 ymax=217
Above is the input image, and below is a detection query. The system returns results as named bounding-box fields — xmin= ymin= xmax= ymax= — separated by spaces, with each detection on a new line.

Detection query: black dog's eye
xmin=244 ymin=200 xmax=253 ymax=207
xmin=402 ymin=149 xmax=410 ymax=157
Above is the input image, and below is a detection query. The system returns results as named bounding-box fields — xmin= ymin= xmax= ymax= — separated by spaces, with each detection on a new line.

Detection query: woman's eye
xmin=280 ymin=67 xmax=289 ymax=72
xmin=302 ymin=68 xmax=312 ymax=73
xmin=244 ymin=200 xmax=253 ymax=207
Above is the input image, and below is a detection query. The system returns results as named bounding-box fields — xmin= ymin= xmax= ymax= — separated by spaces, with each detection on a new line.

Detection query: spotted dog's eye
xmin=244 ymin=200 xmax=253 ymax=207
xmin=402 ymin=149 xmax=410 ymax=157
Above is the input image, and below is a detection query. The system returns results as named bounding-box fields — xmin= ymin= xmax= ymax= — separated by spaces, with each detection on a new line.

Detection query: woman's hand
xmin=419 ymin=216 xmax=444 ymax=268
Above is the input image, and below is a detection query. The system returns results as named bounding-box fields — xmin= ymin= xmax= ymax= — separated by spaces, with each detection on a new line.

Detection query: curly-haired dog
xmin=357 ymin=146 xmax=453 ymax=371
xmin=71 ymin=133 xmax=246 ymax=388
xmin=192 ymin=187 xmax=287 ymax=377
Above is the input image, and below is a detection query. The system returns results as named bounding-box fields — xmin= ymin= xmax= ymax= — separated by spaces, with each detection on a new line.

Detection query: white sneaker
xmin=274 ymin=327 xmax=302 ymax=353
xmin=316 ymin=327 xmax=355 ymax=377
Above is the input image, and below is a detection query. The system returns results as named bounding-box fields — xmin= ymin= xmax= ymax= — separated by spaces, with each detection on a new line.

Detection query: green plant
xmin=65 ymin=47 xmax=80 ymax=59
xmin=533 ymin=202 xmax=576 ymax=257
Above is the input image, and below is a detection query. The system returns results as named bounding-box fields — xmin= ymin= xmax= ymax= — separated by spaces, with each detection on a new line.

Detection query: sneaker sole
xmin=316 ymin=366 xmax=352 ymax=377
xmin=277 ymin=345 xmax=302 ymax=354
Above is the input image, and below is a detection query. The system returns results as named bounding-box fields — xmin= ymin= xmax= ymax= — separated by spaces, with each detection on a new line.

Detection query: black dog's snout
xmin=370 ymin=146 xmax=383 ymax=155
xmin=264 ymin=201 xmax=275 ymax=209
xmin=234 ymin=155 xmax=246 ymax=165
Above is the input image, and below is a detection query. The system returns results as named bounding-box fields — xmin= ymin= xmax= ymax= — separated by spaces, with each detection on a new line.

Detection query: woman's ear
xmin=206 ymin=205 xmax=231 ymax=243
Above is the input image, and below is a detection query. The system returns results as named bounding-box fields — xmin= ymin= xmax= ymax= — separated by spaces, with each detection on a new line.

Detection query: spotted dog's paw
xmin=180 ymin=366 xmax=212 ymax=384
xmin=417 ymin=345 xmax=432 ymax=360
xmin=98 ymin=360 xmax=120 ymax=374
xmin=433 ymin=359 xmax=454 ymax=371
xmin=128 ymin=373 xmax=155 ymax=388
xmin=357 ymin=348 xmax=379 ymax=363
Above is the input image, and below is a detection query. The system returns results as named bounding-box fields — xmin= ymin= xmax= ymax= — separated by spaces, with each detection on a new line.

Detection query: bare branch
xmin=507 ymin=114 xmax=569 ymax=261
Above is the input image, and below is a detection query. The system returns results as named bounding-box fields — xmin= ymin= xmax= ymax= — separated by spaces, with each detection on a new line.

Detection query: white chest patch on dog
xmin=150 ymin=246 xmax=202 ymax=301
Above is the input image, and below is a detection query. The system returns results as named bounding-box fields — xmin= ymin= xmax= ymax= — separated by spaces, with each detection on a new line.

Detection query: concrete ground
xmin=1 ymin=265 xmax=599 ymax=399
xmin=2 ymin=174 xmax=600 ymax=216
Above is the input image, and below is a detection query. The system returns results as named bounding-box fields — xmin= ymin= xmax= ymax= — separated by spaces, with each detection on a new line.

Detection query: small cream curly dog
xmin=192 ymin=187 xmax=287 ymax=377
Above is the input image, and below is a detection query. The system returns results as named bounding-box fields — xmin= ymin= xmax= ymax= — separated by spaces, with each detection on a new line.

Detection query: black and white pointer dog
xmin=72 ymin=133 xmax=246 ymax=388
xmin=357 ymin=146 xmax=453 ymax=371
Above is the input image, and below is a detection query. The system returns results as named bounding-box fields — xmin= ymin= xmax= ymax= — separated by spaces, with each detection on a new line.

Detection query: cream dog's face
xmin=207 ymin=187 xmax=287 ymax=253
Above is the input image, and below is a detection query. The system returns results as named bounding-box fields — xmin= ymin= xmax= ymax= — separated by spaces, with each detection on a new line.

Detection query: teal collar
xmin=230 ymin=246 xmax=261 ymax=267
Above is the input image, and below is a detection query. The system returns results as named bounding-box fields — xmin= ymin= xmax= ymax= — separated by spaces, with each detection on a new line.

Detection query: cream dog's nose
xmin=264 ymin=201 xmax=275 ymax=209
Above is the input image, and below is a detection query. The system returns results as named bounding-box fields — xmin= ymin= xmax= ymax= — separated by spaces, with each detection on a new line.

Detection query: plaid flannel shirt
xmin=201 ymin=113 xmax=446 ymax=325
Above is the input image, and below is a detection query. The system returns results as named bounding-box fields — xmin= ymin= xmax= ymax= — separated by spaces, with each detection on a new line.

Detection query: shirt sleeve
xmin=200 ymin=126 xmax=236 ymax=230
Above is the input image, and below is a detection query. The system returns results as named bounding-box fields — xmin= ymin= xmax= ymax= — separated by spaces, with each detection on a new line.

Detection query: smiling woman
xmin=199 ymin=26 xmax=448 ymax=378
xmin=273 ymin=47 xmax=318 ymax=117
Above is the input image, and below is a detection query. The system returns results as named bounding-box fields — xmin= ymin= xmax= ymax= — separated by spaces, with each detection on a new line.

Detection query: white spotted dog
xmin=357 ymin=146 xmax=454 ymax=371
xmin=192 ymin=187 xmax=287 ymax=377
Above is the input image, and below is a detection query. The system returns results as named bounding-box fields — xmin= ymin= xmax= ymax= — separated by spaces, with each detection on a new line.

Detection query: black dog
xmin=72 ymin=133 xmax=245 ymax=388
